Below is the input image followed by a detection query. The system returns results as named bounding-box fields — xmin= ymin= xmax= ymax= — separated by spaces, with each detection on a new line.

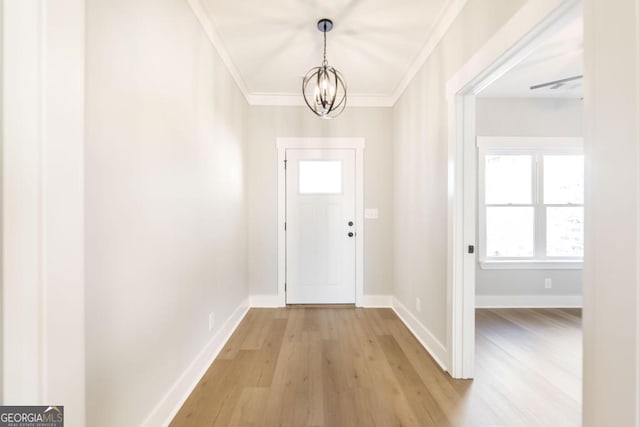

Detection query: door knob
xmin=348 ymin=232 xmax=354 ymax=237
xmin=348 ymin=221 xmax=354 ymax=226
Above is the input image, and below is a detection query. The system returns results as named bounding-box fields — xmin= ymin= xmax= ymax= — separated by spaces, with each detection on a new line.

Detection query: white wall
xmin=247 ymin=106 xmax=393 ymax=299
xmin=475 ymin=97 xmax=583 ymax=303
xmin=582 ymin=0 xmax=640 ymax=424
xmin=392 ymin=0 xmax=527 ymax=345
xmin=85 ymin=0 xmax=249 ymax=425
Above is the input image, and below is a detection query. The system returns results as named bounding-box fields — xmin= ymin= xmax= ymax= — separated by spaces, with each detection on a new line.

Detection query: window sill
xmin=479 ymin=260 xmax=583 ymax=270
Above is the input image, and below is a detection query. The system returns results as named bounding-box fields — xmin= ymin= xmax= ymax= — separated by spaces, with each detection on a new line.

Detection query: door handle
xmin=348 ymin=232 xmax=355 ymax=237
xmin=348 ymin=221 xmax=354 ymax=226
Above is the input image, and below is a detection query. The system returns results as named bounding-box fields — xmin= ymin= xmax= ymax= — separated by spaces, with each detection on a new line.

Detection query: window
xmin=478 ymin=139 xmax=584 ymax=268
xmin=298 ymin=160 xmax=342 ymax=194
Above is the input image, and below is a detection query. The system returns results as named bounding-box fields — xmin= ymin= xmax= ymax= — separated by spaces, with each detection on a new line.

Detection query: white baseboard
xmin=391 ymin=297 xmax=448 ymax=372
xmin=360 ymin=294 xmax=392 ymax=307
xmin=249 ymin=294 xmax=393 ymax=308
xmin=475 ymin=294 xmax=583 ymax=308
xmin=249 ymin=294 xmax=283 ymax=307
xmin=140 ymin=298 xmax=250 ymax=427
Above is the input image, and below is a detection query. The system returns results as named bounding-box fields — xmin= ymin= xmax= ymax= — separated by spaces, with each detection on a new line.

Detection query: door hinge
xmin=285 ymin=282 xmax=287 ymax=291
xmin=284 ymin=222 xmax=287 ymax=231
xmin=284 ymin=159 xmax=287 ymax=169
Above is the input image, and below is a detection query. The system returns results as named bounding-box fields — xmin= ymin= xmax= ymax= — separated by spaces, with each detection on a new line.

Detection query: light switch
xmin=364 ymin=208 xmax=379 ymax=219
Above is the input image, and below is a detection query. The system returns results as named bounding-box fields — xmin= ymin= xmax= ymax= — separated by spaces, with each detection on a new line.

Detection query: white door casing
xmin=276 ymin=137 xmax=365 ymax=307
xmin=285 ymin=149 xmax=356 ymax=304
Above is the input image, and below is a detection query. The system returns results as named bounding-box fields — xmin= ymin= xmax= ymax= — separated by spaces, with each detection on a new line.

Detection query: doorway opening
xmin=472 ymin=7 xmax=585 ymax=413
xmin=446 ymin=0 xmax=583 ymax=388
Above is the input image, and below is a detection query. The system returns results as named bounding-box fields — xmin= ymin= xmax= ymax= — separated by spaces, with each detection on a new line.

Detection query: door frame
xmin=445 ymin=0 xmax=580 ymax=378
xmin=2 ymin=0 xmax=86 ymax=421
xmin=277 ymin=137 xmax=365 ymax=307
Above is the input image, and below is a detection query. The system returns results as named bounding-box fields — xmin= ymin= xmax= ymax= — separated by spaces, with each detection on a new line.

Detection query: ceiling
xmin=199 ymin=0 xmax=452 ymax=103
xmin=479 ymin=12 xmax=583 ymax=98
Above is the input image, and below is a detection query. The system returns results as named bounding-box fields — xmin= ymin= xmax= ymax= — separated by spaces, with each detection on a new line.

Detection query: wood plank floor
xmin=171 ymin=307 xmax=581 ymax=426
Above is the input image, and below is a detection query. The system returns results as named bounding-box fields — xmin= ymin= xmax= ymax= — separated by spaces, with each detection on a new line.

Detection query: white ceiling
xmin=479 ymin=13 xmax=583 ymax=98
xmin=199 ymin=0 xmax=451 ymax=102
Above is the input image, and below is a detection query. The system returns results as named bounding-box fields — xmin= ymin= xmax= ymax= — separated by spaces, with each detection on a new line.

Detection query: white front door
xmin=285 ymin=149 xmax=356 ymax=304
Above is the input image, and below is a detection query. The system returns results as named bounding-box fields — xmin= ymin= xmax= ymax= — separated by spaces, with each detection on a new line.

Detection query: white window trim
xmin=477 ymin=137 xmax=584 ymax=270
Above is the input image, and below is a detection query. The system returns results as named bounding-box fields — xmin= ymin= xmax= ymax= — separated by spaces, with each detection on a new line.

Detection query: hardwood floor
xmin=171 ymin=307 xmax=582 ymax=426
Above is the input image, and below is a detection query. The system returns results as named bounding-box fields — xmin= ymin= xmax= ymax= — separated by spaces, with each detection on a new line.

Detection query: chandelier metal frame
xmin=302 ymin=19 xmax=347 ymax=119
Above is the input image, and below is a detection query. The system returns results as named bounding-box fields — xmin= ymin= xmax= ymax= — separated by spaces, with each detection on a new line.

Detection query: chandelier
xmin=302 ymin=19 xmax=347 ymax=119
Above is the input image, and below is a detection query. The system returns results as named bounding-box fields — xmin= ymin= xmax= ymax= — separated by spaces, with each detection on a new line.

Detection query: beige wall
xmin=392 ymin=0 xmax=527 ymax=344
xmin=247 ymin=106 xmax=394 ymax=297
xmin=582 ymin=0 xmax=640 ymax=424
xmin=85 ymin=0 xmax=248 ymax=425
xmin=476 ymin=97 xmax=583 ymax=137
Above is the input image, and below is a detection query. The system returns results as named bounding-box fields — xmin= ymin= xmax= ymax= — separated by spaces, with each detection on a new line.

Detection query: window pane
xmin=547 ymin=207 xmax=584 ymax=257
xmin=544 ymin=155 xmax=584 ymax=204
xmin=299 ymin=160 xmax=342 ymax=194
xmin=485 ymin=155 xmax=532 ymax=204
xmin=486 ymin=207 xmax=534 ymax=257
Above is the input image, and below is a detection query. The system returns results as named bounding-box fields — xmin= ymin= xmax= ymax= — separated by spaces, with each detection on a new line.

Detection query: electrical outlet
xmin=208 ymin=312 xmax=215 ymax=332
xmin=545 ymin=278 xmax=552 ymax=289
xmin=416 ymin=297 xmax=421 ymax=313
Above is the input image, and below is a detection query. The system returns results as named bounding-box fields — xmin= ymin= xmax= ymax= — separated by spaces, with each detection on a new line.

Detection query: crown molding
xmin=248 ymin=93 xmax=394 ymax=107
xmin=186 ymin=0 xmax=252 ymax=104
xmin=390 ymin=0 xmax=469 ymax=104
xmin=187 ymin=0 xmax=468 ymax=108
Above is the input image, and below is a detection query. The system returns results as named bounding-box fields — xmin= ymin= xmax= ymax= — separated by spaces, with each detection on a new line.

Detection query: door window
xmin=298 ymin=160 xmax=343 ymax=194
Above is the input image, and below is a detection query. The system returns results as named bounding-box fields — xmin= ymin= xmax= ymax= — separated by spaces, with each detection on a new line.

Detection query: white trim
xmin=637 ymin=0 xmax=640 ymax=420
xmin=390 ymin=0 xmax=469 ymax=104
xmin=185 ymin=0 xmax=251 ymax=104
xmin=360 ymin=295 xmax=393 ymax=308
xmin=479 ymin=260 xmax=583 ymax=270
xmin=249 ymin=294 xmax=283 ymax=308
xmin=477 ymin=144 xmax=585 ymax=266
xmin=3 ymin=0 xmax=45 ymax=402
xmin=277 ymin=138 xmax=365 ymax=307
xmin=445 ymin=0 xmax=580 ymax=379
xmin=249 ymin=93 xmax=394 ymax=108
xmin=140 ymin=298 xmax=250 ymax=427
xmin=446 ymin=0 xmax=580 ymax=99
xmin=249 ymin=294 xmax=391 ymax=308
xmin=476 ymin=294 xmax=583 ymax=308
xmin=461 ymin=95 xmax=477 ymax=378
xmin=477 ymin=136 xmax=584 ymax=149
xmin=391 ymin=298 xmax=448 ymax=372
xmin=3 ymin=2 xmax=86 ymax=422
xmin=276 ymin=137 xmax=365 ymax=150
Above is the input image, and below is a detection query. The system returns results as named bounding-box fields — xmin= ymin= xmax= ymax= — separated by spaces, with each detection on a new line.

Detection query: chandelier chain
xmin=323 ymin=30 xmax=327 ymax=66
